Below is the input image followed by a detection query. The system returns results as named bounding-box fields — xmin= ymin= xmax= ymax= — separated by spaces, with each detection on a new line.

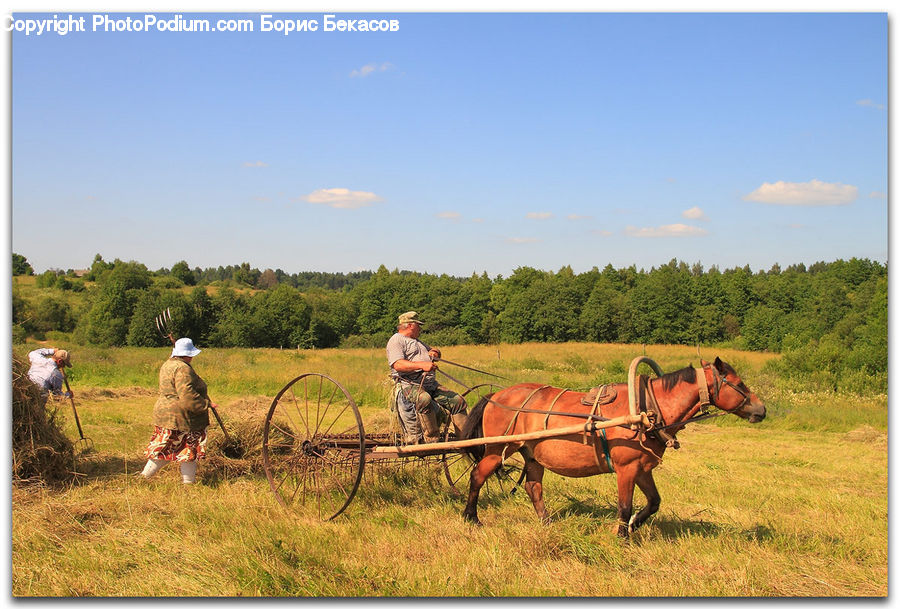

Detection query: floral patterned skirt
xmin=144 ymin=426 xmax=208 ymax=462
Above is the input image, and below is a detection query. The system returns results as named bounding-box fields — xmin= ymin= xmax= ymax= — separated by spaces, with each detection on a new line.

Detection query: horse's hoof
xmin=463 ymin=512 xmax=482 ymax=526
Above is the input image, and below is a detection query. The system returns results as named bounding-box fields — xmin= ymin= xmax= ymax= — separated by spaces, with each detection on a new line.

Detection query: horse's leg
xmin=521 ymin=452 xmax=550 ymax=524
xmin=462 ymin=448 xmax=503 ymax=525
xmin=614 ymin=466 xmax=638 ymax=539
xmin=630 ymin=469 xmax=661 ymax=533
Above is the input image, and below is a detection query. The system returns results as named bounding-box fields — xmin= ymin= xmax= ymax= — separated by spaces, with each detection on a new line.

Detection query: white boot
xmin=180 ymin=461 xmax=197 ymax=484
xmin=140 ymin=459 xmax=166 ymax=479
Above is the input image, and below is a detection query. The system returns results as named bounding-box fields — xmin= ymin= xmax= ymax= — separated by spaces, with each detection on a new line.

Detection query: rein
xmin=437 ymin=359 xmax=753 ymax=436
xmin=438 ymin=368 xmax=615 ymax=424
xmin=435 ymin=357 xmax=511 ymax=381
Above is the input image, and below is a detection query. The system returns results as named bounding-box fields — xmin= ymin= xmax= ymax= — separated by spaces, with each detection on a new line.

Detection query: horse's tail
xmin=461 ymin=393 xmax=492 ymax=460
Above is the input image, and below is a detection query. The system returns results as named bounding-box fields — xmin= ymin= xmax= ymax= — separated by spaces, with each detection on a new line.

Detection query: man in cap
xmin=386 ymin=311 xmax=468 ymax=443
xmin=26 ymin=347 xmax=73 ymax=401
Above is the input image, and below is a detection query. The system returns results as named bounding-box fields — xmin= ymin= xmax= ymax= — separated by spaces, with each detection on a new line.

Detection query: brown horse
xmin=460 ymin=357 xmax=766 ymax=538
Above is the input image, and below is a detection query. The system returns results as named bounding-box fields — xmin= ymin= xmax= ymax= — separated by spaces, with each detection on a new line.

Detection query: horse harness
xmin=472 ymin=360 xmax=754 ymax=470
xmin=487 ymin=383 xmax=620 ymax=473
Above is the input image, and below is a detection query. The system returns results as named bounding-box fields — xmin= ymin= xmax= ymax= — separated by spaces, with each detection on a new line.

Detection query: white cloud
xmin=591 ymin=229 xmax=613 ymax=237
xmin=625 ymin=224 xmax=708 ymax=238
xmin=567 ymin=214 xmax=592 ymax=220
xmin=243 ymin=161 xmax=268 ymax=168
xmin=507 ymin=237 xmax=540 ymax=244
xmin=856 ymin=99 xmax=885 ymax=111
xmin=472 ymin=217 xmax=484 ymax=223
xmin=869 ymin=191 xmax=887 ymax=199
xmin=301 ymin=188 xmax=383 ymax=209
xmin=742 ymin=179 xmax=858 ymax=206
xmin=526 ymin=212 xmax=553 ymax=220
xmin=682 ymin=206 xmax=708 ymax=221
xmin=437 ymin=211 xmax=461 ymax=220
xmin=350 ymin=62 xmax=394 ymax=78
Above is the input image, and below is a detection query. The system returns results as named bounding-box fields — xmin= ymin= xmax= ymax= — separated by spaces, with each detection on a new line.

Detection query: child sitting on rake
xmin=140 ymin=338 xmax=219 ymax=484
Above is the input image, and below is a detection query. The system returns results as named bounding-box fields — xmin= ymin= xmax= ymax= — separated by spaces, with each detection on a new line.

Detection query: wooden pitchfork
xmin=61 ymin=371 xmax=94 ymax=454
xmin=154 ymin=309 xmax=242 ymax=458
xmin=155 ymin=307 xmax=175 ymax=345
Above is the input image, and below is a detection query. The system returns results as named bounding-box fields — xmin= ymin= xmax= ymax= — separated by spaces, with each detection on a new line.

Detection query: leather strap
xmin=695 ymin=365 xmax=711 ymax=407
xmin=542 ymin=388 xmax=570 ymax=430
xmin=503 ymin=385 xmax=551 ymax=436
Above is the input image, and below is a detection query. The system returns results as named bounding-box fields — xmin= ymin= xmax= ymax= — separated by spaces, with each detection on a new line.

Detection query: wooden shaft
xmin=209 ymin=404 xmax=232 ymax=443
xmin=62 ymin=375 xmax=86 ymax=440
xmin=627 ymin=356 xmax=663 ymax=421
xmin=372 ymin=413 xmax=648 ymax=456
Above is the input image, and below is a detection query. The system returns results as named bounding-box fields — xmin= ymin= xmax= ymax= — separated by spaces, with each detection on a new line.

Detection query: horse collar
xmin=640 ymin=376 xmax=680 ymax=449
xmin=695 ymin=364 xmax=713 ymax=408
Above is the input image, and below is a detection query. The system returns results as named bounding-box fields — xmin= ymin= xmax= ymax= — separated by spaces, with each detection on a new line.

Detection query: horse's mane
xmin=660 ymin=366 xmax=697 ymax=391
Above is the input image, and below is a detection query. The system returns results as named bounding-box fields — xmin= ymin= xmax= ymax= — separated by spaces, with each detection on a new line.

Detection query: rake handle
xmin=209 ymin=403 xmax=233 ymax=443
xmin=62 ymin=375 xmax=87 ymax=441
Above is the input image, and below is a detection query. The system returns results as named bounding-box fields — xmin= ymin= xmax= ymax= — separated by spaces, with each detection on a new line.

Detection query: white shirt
xmin=27 ymin=348 xmax=65 ymax=395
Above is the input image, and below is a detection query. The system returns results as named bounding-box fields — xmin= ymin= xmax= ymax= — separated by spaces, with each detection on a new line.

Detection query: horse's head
xmin=701 ymin=357 xmax=766 ymax=423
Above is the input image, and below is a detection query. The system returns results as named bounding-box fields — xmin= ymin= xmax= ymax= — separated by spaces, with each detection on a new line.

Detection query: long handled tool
xmin=154 ymin=309 xmax=241 ymax=458
xmin=61 ymin=372 xmax=94 ymax=454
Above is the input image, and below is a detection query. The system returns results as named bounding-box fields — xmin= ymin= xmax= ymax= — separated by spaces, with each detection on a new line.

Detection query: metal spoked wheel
xmin=262 ymin=373 xmax=365 ymax=521
xmin=441 ymin=383 xmax=525 ymax=496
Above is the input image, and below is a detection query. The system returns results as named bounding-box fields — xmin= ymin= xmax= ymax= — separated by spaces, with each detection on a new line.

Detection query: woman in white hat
xmin=140 ymin=337 xmax=218 ymax=484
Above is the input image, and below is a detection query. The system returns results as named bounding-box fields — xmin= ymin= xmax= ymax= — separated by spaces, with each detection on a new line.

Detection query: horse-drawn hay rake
xmin=260 ymin=373 xmax=526 ymax=520
xmin=257 ymin=355 xmax=744 ymax=527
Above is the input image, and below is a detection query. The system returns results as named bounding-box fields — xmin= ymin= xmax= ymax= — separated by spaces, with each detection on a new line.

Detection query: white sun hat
xmin=172 ymin=337 xmax=202 ymax=357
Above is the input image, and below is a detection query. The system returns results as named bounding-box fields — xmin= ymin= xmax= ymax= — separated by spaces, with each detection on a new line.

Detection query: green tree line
xmin=13 ymin=254 xmax=887 ymax=393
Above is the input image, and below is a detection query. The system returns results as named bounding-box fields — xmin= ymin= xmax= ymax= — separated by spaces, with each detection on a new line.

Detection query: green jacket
xmin=152 ymin=357 xmax=211 ymax=431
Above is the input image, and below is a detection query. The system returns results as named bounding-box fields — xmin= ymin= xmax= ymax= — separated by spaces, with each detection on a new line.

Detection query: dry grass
xmin=10 ymin=342 xmax=886 ymax=597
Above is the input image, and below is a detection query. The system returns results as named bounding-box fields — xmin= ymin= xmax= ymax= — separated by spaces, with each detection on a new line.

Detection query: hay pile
xmin=204 ymin=397 xmax=271 ymax=477
xmin=12 ymin=358 xmax=75 ymax=484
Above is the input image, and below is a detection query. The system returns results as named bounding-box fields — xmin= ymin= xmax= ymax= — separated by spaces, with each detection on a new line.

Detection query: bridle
xmin=708 ymin=363 xmax=755 ymax=414
xmin=650 ymin=362 xmax=755 ymax=439
xmin=700 ymin=362 xmax=755 ymax=417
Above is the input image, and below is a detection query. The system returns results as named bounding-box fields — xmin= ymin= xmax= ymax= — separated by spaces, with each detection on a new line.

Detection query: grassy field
xmin=11 ymin=341 xmax=887 ymax=597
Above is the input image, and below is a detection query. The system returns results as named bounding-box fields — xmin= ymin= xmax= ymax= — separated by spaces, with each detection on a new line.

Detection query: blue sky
xmin=8 ymin=11 xmax=888 ymax=277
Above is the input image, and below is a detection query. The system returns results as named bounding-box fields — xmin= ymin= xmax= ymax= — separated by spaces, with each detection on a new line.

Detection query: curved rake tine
xmin=162 ymin=308 xmax=175 ymax=340
xmin=155 ymin=308 xmax=176 ymax=344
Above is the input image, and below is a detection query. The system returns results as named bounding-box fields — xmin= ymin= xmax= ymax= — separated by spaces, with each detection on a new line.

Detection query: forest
xmin=12 ymin=253 xmax=887 ymax=393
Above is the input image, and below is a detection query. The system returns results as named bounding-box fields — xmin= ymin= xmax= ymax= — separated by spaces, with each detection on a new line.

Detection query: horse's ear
xmin=714 ymin=356 xmax=724 ymax=370
xmin=700 ymin=358 xmax=709 ymax=367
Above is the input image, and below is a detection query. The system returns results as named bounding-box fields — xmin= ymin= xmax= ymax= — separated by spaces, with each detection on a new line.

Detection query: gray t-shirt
xmin=386 ymin=333 xmax=437 ymax=390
